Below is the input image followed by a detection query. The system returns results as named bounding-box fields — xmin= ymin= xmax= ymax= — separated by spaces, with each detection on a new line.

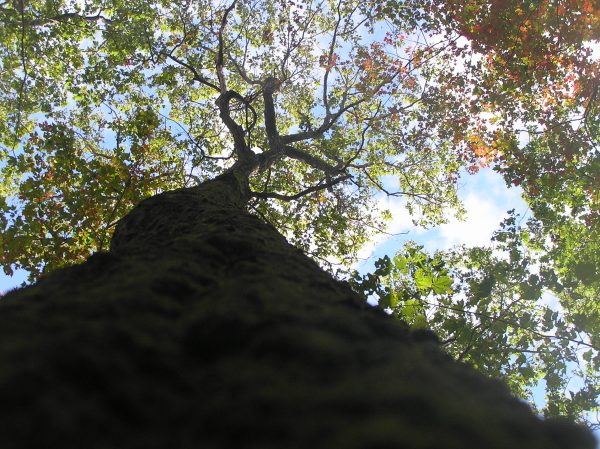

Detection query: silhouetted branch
xmin=251 ymin=175 xmax=351 ymax=201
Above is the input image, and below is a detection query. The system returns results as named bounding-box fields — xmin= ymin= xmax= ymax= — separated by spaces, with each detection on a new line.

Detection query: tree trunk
xmin=0 ymin=172 xmax=594 ymax=449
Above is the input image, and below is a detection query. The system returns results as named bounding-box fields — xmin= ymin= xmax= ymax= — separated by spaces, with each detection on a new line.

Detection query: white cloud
xmin=428 ymin=192 xmax=508 ymax=250
xmin=424 ymin=169 xmax=527 ymax=251
xmin=358 ymin=194 xmax=426 ymax=265
xmin=356 ymin=168 xmax=529 ymax=273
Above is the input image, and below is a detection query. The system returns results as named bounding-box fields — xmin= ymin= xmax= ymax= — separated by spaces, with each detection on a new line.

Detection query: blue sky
xmin=0 ymin=261 xmax=27 ymax=294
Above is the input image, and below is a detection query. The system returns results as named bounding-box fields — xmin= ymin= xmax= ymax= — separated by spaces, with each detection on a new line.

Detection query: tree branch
xmin=282 ymin=145 xmax=343 ymax=174
xmin=216 ymin=90 xmax=257 ymax=158
xmin=229 ymin=55 xmax=261 ymax=85
xmin=251 ymin=175 xmax=350 ymax=202
xmin=421 ymin=299 xmax=600 ymax=352
xmin=322 ymin=0 xmax=344 ymax=117
xmin=216 ymin=0 xmax=238 ymax=92
xmin=29 ymin=11 xmax=113 ymax=26
xmin=262 ymin=77 xmax=281 ymax=149
xmin=163 ymin=53 xmax=220 ymax=92
xmin=281 ymin=98 xmax=364 ymax=145
xmin=360 ymin=169 xmax=438 ymax=203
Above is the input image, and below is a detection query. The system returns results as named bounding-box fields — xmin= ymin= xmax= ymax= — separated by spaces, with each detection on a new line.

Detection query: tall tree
xmin=0 ymin=0 xmax=476 ymax=277
xmin=0 ymin=0 xmax=598 ymax=444
xmin=2 ymin=0 xmax=596 ymax=280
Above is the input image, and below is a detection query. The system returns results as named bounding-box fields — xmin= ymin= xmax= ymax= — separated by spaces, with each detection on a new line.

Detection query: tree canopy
xmin=0 ymin=0 xmax=598 ymax=429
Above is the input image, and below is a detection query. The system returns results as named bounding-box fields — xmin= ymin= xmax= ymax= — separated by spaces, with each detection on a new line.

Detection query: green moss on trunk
xmin=0 ymin=173 xmax=594 ymax=449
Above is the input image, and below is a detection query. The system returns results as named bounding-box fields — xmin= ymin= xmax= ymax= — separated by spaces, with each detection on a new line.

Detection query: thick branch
xmin=282 ymin=145 xmax=342 ymax=175
xmin=216 ymin=90 xmax=254 ymax=158
xmin=251 ymin=175 xmax=350 ymax=202
xmin=262 ymin=77 xmax=281 ymax=149
xmin=216 ymin=0 xmax=237 ymax=92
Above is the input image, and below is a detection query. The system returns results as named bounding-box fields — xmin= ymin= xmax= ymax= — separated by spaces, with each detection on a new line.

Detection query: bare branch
xmin=12 ymin=0 xmax=27 ymax=150
xmin=358 ymin=169 xmax=438 ymax=204
xmin=262 ymin=77 xmax=281 ymax=148
xmin=282 ymin=145 xmax=342 ymax=174
xmin=281 ymin=98 xmax=364 ymax=145
xmin=163 ymin=53 xmax=221 ymax=92
xmin=228 ymin=53 xmax=261 ymax=85
xmin=251 ymin=175 xmax=351 ymax=201
xmin=279 ymin=2 xmax=320 ymax=79
xmin=156 ymin=111 xmax=233 ymax=161
xmin=322 ymin=0 xmax=344 ymax=117
xmin=216 ymin=0 xmax=238 ymax=92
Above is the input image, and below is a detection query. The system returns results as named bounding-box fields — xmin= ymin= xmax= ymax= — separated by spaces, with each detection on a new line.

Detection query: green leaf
xmin=393 ymin=254 xmax=408 ymax=274
xmin=401 ymin=299 xmax=420 ymax=320
xmin=432 ymin=275 xmax=453 ymax=294
xmin=389 ymin=291 xmax=399 ymax=308
xmin=414 ymin=268 xmax=433 ymax=292
xmin=412 ymin=314 xmax=428 ymax=329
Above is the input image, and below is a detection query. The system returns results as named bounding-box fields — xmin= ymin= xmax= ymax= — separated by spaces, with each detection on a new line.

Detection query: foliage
xmin=352 ymin=211 xmax=599 ymax=427
xmin=1 ymin=0 xmax=596 ymax=275
xmin=427 ymin=0 xmax=600 ymax=321
xmin=0 ymin=0 xmax=472 ymax=278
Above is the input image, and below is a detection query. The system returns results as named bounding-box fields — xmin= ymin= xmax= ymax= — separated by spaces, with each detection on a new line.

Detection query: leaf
xmin=432 ymin=275 xmax=453 ymax=294
xmin=414 ymin=268 xmax=433 ymax=292
xmin=393 ymin=254 xmax=408 ymax=274
xmin=378 ymin=293 xmax=391 ymax=309
xmin=401 ymin=299 xmax=420 ymax=320
xmin=389 ymin=291 xmax=399 ymax=308
xmin=412 ymin=314 xmax=428 ymax=329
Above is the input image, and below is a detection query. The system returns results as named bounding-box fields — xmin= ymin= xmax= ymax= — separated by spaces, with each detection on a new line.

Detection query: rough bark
xmin=0 ymin=172 xmax=595 ymax=449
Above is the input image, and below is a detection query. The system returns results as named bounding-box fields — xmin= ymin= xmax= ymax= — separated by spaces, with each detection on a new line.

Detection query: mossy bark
xmin=0 ymin=172 xmax=594 ymax=449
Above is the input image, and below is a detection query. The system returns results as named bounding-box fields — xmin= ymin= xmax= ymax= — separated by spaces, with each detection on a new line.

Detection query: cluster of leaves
xmin=425 ymin=0 xmax=599 ymax=187
xmin=0 ymin=0 xmax=476 ymax=279
xmin=427 ymin=0 xmax=599 ymax=227
xmin=352 ymin=212 xmax=599 ymax=427
xmin=396 ymin=2 xmax=600 ymax=423
xmin=0 ymin=105 xmax=189 ymax=278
